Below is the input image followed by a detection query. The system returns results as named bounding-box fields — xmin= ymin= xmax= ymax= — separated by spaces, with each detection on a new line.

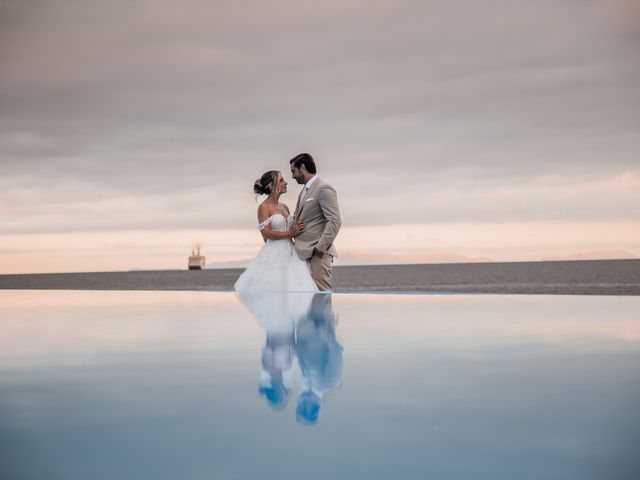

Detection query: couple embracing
xmin=234 ymin=153 xmax=341 ymax=292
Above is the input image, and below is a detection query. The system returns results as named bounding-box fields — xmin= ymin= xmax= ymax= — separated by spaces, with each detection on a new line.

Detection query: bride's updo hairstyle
xmin=254 ymin=170 xmax=279 ymax=196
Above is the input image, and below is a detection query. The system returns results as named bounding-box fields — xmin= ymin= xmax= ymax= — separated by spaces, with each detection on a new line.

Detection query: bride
xmin=234 ymin=170 xmax=318 ymax=292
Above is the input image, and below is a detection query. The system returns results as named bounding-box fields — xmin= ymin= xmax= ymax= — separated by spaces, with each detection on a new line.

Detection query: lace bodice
xmin=258 ymin=214 xmax=293 ymax=234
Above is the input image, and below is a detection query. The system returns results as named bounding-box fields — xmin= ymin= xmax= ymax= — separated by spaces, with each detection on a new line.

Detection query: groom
xmin=290 ymin=153 xmax=341 ymax=291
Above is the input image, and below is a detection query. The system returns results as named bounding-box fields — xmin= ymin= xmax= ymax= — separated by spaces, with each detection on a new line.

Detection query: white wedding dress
xmin=234 ymin=213 xmax=318 ymax=292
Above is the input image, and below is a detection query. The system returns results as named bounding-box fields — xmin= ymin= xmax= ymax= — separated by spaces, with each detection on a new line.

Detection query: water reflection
xmin=237 ymin=291 xmax=343 ymax=424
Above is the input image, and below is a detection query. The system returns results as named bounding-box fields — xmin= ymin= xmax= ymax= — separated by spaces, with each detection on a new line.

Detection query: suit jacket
xmin=294 ymin=177 xmax=341 ymax=260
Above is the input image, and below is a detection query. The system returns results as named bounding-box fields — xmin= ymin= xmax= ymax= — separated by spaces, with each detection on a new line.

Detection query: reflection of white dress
xmin=234 ymin=214 xmax=318 ymax=292
xmin=235 ymin=214 xmax=317 ymax=409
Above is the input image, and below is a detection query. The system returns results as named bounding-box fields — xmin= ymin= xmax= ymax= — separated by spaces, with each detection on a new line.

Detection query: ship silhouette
xmin=188 ymin=243 xmax=206 ymax=270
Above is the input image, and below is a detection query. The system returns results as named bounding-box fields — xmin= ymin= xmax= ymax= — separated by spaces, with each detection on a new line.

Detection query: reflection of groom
xmin=290 ymin=153 xmax=342 ymax=291
xmin=295 ymin=293 xmax=343 ymax=424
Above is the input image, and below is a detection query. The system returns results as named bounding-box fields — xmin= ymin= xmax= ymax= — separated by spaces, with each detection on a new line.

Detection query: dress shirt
xmin=300 ymin=175 xmax=318 ymax=203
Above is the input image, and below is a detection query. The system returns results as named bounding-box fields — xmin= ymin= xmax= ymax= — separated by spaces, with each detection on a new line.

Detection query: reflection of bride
xmin=236 ymin=290 xmax=343 ymax=424
xmin=238 ymin=290 xmax=313 ymax=409
xmin=234 ymin=170 xmax=317 ymax=293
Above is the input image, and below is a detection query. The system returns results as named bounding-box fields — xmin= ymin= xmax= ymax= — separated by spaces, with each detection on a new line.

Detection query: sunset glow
xmin=1 ymin=1 xmax=638 ymax=274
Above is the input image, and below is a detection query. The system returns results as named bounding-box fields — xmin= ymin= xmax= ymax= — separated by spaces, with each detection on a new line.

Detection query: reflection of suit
xmin=295 ymin=294 xmax=343 ymax=424
xmin=294 ymin=177 xmax=341 ymax=291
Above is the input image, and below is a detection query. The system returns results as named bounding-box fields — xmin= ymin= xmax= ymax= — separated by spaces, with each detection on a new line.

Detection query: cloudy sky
xmin=1 ymin=0 xmax=639 ymax=273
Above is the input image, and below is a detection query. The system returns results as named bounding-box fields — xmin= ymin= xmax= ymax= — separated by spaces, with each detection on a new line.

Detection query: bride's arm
xmin=257 ymin=204 xmax=301 ymax=241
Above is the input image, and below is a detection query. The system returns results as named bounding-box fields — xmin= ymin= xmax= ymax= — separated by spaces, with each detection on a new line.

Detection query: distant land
xmin=205 ymin=250 xmax=637 ymax=269
xmin=542 ymin=249 xmax=638 ymax=261
xmin=333 ymin=251 xmax=493 ymax=265
xmin=199 ymin=251 xmax=493 ymax=269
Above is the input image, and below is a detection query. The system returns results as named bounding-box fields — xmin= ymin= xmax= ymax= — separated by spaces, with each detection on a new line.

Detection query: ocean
xmin=0 ymin=259 xmax=638 ymax=295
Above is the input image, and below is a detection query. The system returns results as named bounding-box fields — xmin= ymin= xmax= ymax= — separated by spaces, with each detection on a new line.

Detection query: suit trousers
xmin=308 ymin=253 xmax=334 ymax=291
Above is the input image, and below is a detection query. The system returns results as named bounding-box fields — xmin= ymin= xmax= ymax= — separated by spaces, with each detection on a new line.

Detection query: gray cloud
xmin=1 ymin=0 xmax=639 ymax=233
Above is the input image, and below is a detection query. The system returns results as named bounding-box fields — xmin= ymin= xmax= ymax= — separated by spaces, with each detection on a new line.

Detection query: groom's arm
xmin=315 ymin=184 xmax=341 ymax=255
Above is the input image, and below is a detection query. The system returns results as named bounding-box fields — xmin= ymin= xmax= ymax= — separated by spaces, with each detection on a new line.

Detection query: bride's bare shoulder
xmin=257 ymin=202 xmax=273 ymax=221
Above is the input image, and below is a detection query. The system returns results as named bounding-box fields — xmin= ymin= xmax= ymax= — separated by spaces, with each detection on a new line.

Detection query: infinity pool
xmin=1 ymin=291 xmax=639 ymax=479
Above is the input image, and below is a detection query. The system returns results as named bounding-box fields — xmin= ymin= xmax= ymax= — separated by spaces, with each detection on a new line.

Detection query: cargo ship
xmin=188 ymin=243 xmax=206 ymax=270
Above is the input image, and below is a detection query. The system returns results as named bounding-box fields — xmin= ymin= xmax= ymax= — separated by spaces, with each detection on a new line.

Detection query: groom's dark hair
xmin=289 ymin=153 xmax=317 ymax=174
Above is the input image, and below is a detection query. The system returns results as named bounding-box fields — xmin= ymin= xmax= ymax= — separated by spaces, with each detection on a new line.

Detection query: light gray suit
xmin=294 ymin=177 xmax=341 ymax=290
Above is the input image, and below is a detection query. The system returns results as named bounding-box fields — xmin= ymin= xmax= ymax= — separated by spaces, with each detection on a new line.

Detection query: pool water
xmin=1 ymin=291 xmax=639 ymax=479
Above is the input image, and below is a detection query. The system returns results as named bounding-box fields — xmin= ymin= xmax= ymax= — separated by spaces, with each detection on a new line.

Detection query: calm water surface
xmin=1 ymin=291 xmax=639 ymax=479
